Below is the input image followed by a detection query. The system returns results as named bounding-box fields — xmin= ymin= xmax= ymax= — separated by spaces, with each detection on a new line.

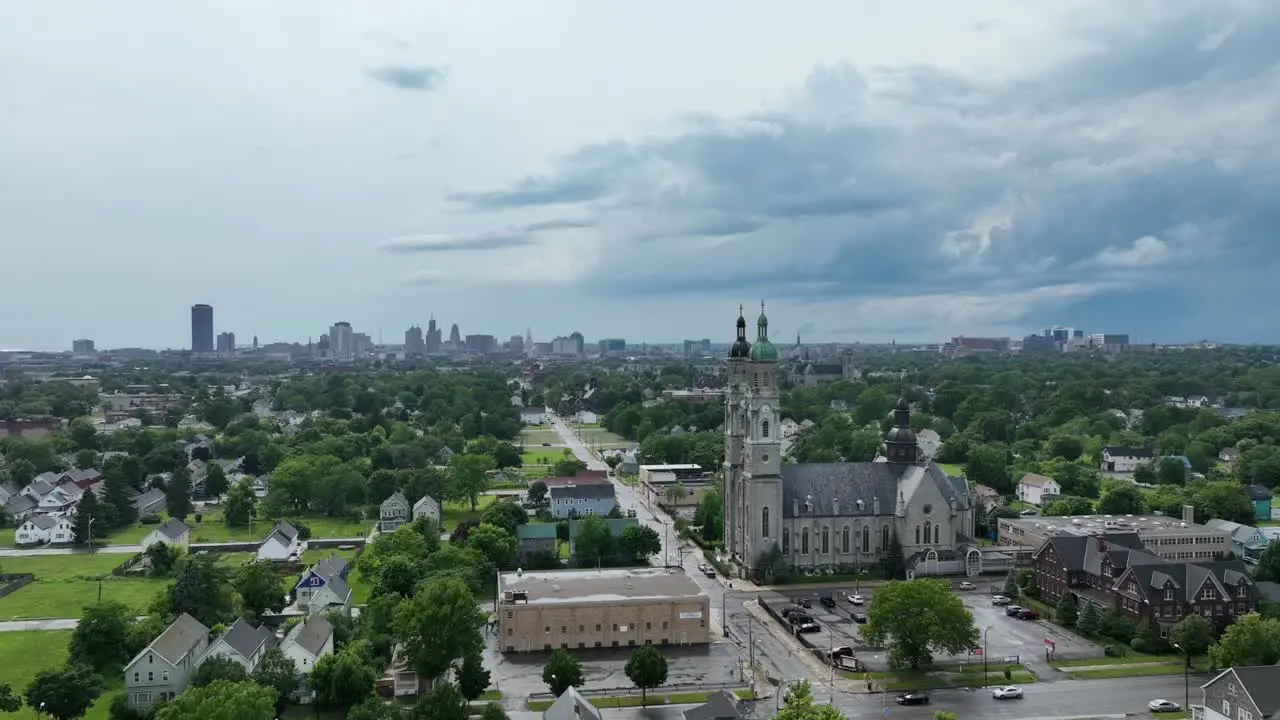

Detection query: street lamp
xmin=87 ymin=516 xmax=96 ymax=554
xmin=982 ymin=626 xmax=992 ymax=687
xmin=1172 ymin=642 xmax=1190 ymax=711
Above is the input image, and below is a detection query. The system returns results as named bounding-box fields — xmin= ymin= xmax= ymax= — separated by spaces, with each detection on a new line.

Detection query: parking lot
xmin=767 ymin=580 xmax=1100 ymax=675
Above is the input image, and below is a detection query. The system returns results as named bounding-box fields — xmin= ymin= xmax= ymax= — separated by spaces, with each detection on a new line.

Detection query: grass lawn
xmin=521 ymin=450 xmax=565 ymax=466
xmin=440 ymin=496 xmax=497 ymax=532
xmin=527 ymin=689 xmax=751 ymax=711
xmin=0 ymin=554 xmax=167 ymax=620
xmin=574 ymin=427 xmax=628 ymax=447
xmin=519 ymin=429 xmax=562 ymax=445
xmin=0 ymin=631 xmax=120 ymax=720
xmin=859 ymin=663 xmax=1036 ymax=691
xmin=185 ymin=511 xmax=370 ymax=543
xmin=570 ymin=422 xmax=601 ymax=429
xmin=936 ymin=462 xmax=964 ymax=476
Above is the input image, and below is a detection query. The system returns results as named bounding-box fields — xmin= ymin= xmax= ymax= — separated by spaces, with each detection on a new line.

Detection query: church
xmin=721 ymin=305 xmax=978 ymax=580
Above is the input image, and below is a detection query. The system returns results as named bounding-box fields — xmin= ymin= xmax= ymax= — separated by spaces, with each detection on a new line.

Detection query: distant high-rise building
xmin=191 ymin=304 xmax=214 ymax=352
xmin=72 ymin=339 xmax=95 ymax=355
xmin=683 ymin=339 xmax=712 ymax=357
xmin=449 ymin=323 xmax=461 ymax=350
xmin=507 ymin=334 xmax=525 ymax=355
xmin=465 ymin=334 xmax=497 ymax=354
xmin=252 ymin=335 xmax=259 ymax=352
xmin=425 ymin=316 xmax=442 ymax=354
xmin=568 ymin=331 xmax=585 ymax=357
xmin=216 ymin=332 xmax=236 ymax=354
xmin=405 ymin=325 xmax=425 ymax=356
xmin=329 ymin=321 xmax=354 ymax=359
xmin=352 ymin=332 xmax=372 ymax=356
xmin=598 ymin=338 xmax=626 ymax=354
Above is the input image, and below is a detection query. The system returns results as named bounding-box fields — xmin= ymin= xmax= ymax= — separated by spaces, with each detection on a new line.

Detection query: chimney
xmin=1182 ymin=504 xmax=1195 ymax=523
xmin=1095 ymin=535 xmax=1107 ymax=552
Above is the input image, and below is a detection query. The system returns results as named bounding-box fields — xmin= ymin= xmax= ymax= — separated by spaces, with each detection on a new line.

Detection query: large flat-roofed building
xmin=496 ymin=567 xmax=711 ymax=653
xmin=998 ymin=511 xmax=1232 ymax=561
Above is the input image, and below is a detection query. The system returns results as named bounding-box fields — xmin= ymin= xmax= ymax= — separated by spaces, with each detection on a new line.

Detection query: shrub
xmin=140 ymin=515 xmax=162 ymax=525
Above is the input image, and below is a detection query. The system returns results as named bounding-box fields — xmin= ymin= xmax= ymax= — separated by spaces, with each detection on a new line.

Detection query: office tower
xmin=329 ymin=321 xmax=354 ymax=360
xmin=449 ymin=323 xmax=461 ymax=350
xmin=405 ymin=325 xmax=425 ymax=356
xmin=72 ymin=339 xmax=95 ymax=354
xmin=191 ymin=304 xmax=214 ymax=352
xmin=216 ymin=332 xmax=236 ymax=354
xmin=425 ymin=316 xmax=442 ymax=354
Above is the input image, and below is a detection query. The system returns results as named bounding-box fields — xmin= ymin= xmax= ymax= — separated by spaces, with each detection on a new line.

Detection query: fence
xmin=0 ymin=574 xmax=34 ymax=600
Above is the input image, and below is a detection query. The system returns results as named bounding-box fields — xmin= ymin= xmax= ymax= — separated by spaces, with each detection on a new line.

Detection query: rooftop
xmin=498 ymin=567 xmax=706 ymax=605
xmin=638 ymin=464 xmax=702 ymax=471
xmin=1004 ymin=513 xmax=1224 ymax=536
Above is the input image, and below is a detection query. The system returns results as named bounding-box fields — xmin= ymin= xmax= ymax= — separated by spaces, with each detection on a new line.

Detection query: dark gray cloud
xmin=520 ymin=218 xmax=594 ymax=232
xmin=368 ymin=65 xmax=448 ymax=92
xmin=442 ymin=4 xmax=1280 ymax=340
xmin=381 ymin=234 xmax=533 ymax=253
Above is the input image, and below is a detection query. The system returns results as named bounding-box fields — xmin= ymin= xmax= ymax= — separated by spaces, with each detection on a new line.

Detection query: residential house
xmin=14 ymin=514 xmax=74 ymax=545
xmin=412 ymin=495 xmax=441 ymax=524
xmin=1246 ymin=484 xmax=1272 ymax=522
xmin=973 ymin=484 xmax=1004 ymax=515
xmin=569 ymin=517 xmax=638 ymax=558
xmin=1219 ymin=446 xmax=1240 ymax=464
xmin=515 ymin=523 xmax=558 ymax=562
xmin=133 ymin=488 xmax=166 ymax=516
xmin=1204 ymin=519 xmax=1269 ymax=561
xmin=683 ymin=690 xmax=745 ymax=720
xmin=20 ymin=476 xmax=56 ymax=503
xmin=520 ymin=408 xmax=547 ymax=425
xmin=3 ymin=494 xmax=38 ymax=523
xmin=547 ymin=477 xmax=618 ymax=519
xmin=257 ymin=521 xmax=304 ymax=562
xmin=1032 ymin=531 xmax=1259 ymax=637
xmin=1016 ymin=474 xmax=1061 ymax=507
xmin=0 ymin=481 xmax=15 ymax=506
xmin=186 ymin=459 xmax=209 ymax=495
xmin=202 ymin=618 xmax=276 ymax=672
xmin=142 ymin=518 xmax=191 ymax=551
xmin=542 ymin=686 xmax=601 ymax=720
xmin=281 ymin=616 xmax=334 ymax=702
xmin=379 ymin=491 xmax=411 ymax=533
xmin=294 ymin=554 xmax=352 ymax=614
xmin=37 ymin=480 xmax=83 ymax=514
xmin=1099 ymin=446 xmax=1154 ymax=473
xmin=124 ymin=613 xmax=210 ymax=711
xmin=1195 ymin=664 xmax=1280 ymax=720
xmin=573 ymin=410 xmax=599 ymax=425
xmin=916 ymin=428 xmax=942 ymax=460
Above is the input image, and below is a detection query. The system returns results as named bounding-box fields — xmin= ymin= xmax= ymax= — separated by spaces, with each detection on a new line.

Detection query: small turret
xmin=884 ymin=396 xmax=919 ymax=464
xmin=748 ymin=300 xmax=778 ymax=362
xmin=728 ymin=305 xmax=752 ymax=359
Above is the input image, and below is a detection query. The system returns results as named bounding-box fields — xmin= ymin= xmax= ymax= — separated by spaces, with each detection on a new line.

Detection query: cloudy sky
xmin=2 ymin=1 xmax=1278 ymax=350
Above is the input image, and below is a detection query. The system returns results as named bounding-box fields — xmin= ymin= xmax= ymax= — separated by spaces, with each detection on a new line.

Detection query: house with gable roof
xmin=257 ymin=520 xmax=304 ymax=562
xmin=201 ymin=618 xmax=276 ymax=672
xmin=294 ymin=553 xmax=352 ymax=614
xmin=542 ymin=686 xmax=601 ymax=720
xmin=14 ymin=514 xmax=74 ymax=545
xmin=281 ymin=616 xmax=335 ymax=702
xmin=124 ymin=613 xmax=210 ymax=710
xmin=1197 ymin=664 xmax=1280 ymax=720
xmin=379 ymin=490 xmax=411 ymax=533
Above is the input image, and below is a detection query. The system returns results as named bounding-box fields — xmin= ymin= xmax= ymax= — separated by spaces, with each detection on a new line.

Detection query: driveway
xmin=0 ymin=544 xmax=141 ymax=557
xmin=0 ymin=618 xmax=81 ymax=631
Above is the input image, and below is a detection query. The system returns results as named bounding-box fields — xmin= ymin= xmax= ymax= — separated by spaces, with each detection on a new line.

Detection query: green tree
xmin=617 ymin=524 xmax=662 ymax=560
xmin=145 ymin=541 xmax=180 ymax=577
xmin=466 ymin=523 xmax=517 ymax=569
xmin=1169 ymin=613 xmax=1215 ymax=656
xmin=191 ymin=655 xmax=248 ymax=687
xmin=527 ymin=480 xmax=548 ymax=505
xmin=73 ymin=489 xmax=103 ymax=545
xmin=1097 ymin=484 xmax=1146 ymax=515
xmin=1131 ymin=618 xmax=1162 ymax=653
xmin=0 ymin=682 xmax=20 ymax=712
xmin=542 ymin=648 xmax=585 ymax=696
xmin=776 ymin=680 xmax=847 ymax=720
xmin=223 ymin=478 xmax=256 ymax=528
xmin=154 ymin=679 xmax=275 ymax=720
xmin=345 ymin=697 xmax=405 ymax=720
xmin=165 ymin=467 xmax=193 ymax=520
xmin=447 ymin=453 xmax=495 ymax=511
xmin=310 ymin=650 xmax=379 ymax=714
xmin=204 ymin=462 xmax=229 ymax=498
xmin=69 ymin=417 xmax=99 ymax=451
xmin=1210 ymin=612 xmax=1280 ymax=668
xmin=1042 ymin=495 xmax=1095 ymax=516
xmin=1056 ymin=593 xmax=1078 ymax=628
xmin=25 ymin=663 xmax=104 ymax=720
xmin=237 ymin=563 xmax=286 ymax=621
xmin=1046 ymin=435 xmax=1084 ymax=461
xmin=1001 ymin=570 xmax=1019 ymax=598
xmin=1255 ymin=541 xmax=1280 ymax=582
xmin=69 ymin=601 xmax=136 ymax=673
xmin=456 ymin=651 xmax=491 ymax=701
xmin=1075 ymin=602 xmax=1100 ymax=636
xmin=479 ymin=703 xmax=510 ymax=720
xmin=394 ymin=578 xmax=486 ymax=683
xmin=480 ymin=501 xmax=529 ymax=535
xmin=251 ymin=647 xmax=300 ymax=714
xmin=412 ymin=682 xmax=469 ymax=720
xmin=861 ymin=579 xmax=980 ymax=669
xmin=882 ymin=532 xmax=905 ymax=580
xmin=624 ymin=645 xmax=669 ymax=707
xmin=1155 ymin=457 xmax=1188 ymax=485
xmin=101 ymin=460 xmax=138 ymax=528
xmin=74 ymin=449 xmax=98 ymax=470
xmin=573 ymin=515 xmax=615 ymax=567
xmin=157 ymin=555 xmax=233 ymax=627
xmin=966 ymin=445 xmax=1011 ymax=493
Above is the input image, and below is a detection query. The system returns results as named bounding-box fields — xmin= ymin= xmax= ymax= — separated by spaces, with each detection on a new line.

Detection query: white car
xmin=847 ymin=593 xmax=864 ymax=605
xmin=992 ymin=686 xmax=1023 ymax=700
xmin=991 ymin=595 xmax=1012 ymax=606
xmin=1148 ymin=699 xmax=1181 ymax=713
xmin=958 ymin=581 xmax=976 ymax=591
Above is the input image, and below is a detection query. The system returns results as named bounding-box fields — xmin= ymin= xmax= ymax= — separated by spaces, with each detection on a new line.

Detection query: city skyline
xmin=3 ymin=3 xmax=1279 ymax=349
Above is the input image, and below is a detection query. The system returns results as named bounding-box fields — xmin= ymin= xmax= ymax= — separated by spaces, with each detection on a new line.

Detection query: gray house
xmin=412 ymin=495 xmax=441 ymax=524
xmin=543 ymin=686 xmax=601 ymax=720
xmin=1197 ymin=665 xmax=1280 ymax=720
xmin=516 ymin=523 xmax=558 ymax=562
xmin=124 ymin=613 xmax=210 ymax=710
xmin=203 ymin=618 xmax=276 ymax=672
xmin=548 ymin=482 xmax=617 ymax=519
xmin=379 ymin=491 xmax=410 ymax=533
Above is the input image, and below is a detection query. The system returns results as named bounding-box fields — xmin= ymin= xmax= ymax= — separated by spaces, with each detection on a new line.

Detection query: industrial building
xmin=496 ymin=567 xmax=711 ymax=653
xmin=998 ymin=510 xmax=1232 ymax=561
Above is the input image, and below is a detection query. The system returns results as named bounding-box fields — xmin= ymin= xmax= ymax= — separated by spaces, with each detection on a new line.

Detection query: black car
xmin=851 ymin=612 xmax=867 ymax=624
xmin=897 ymin=693 xmax=929 ymax=705
xmin=788 ymin=614 xmax=814 ymax=627
xmin=819 ymin=595 xmax=836 ymax=609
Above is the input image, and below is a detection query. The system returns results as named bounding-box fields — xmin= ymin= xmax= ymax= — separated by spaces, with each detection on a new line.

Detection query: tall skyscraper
xmin=449 ymin=323 xmax=461 ymax=350
xmin=330 ymin=321 xmax=354 ymax=360
xmin=72 ymin=339 xmax=95 ymax=355
xmin=405 ymin=325 xmax=425 ymax=356
xmin=216 ymin=332 xmax=236 ymax=354
xmin=425 ymin=316 xmax=442 ymax=354
xmin=191 ymin=304 xmax=214 ymax=352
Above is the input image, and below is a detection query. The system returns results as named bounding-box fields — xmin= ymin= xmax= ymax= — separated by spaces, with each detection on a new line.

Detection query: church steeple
xmin=884 ymin=396 xmax=919 ymax=465
xmin=728 ymin=305 xmax=752 ymax=359
xmin=749 ymin=300 xmax=778 ymax=362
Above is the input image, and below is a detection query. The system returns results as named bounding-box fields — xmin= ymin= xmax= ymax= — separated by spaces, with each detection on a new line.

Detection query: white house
xmin=379 ymin=491 xmax=410 ymax=533
xmin=256 ymin=521 xmax=304 ymax=562
xmin=293 ymin=554 xmax=352 ymax=614
xmin=280 ymin=616 xmax=334 ymax=697
xmin=142 ymin=518 xmax=191 ymax=551
xmin=14 ymin=514 xmax=74 ymax=545
xmin=573 ymin=410 xmax=599 ymax=425
xmin=412 ymin=495 xmax=441 ymax=524
xmin=36 ymin=481 xmax=83 ymax=513
xmin=1100 ymin=446 xmax=1155 ymax=473
xmin=520 ymin=408 xmax=547 ymax=425
xmin=201 ymin=619 xmax=275 ymax=673
xmin=1016 ymin=474 xmax=1061 ymax=506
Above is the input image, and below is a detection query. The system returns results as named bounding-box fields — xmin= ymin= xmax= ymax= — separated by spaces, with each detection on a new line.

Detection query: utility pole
xmin=747 ymin=612 xmax=755 ymax=697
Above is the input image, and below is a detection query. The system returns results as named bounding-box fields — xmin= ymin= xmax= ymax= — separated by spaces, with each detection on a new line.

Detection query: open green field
xmin=936 ymin=462 xmax=964 ymax=476
xmin=521 ymin=450 xmax=566 ymax=466
xmin=185 ymin=511 xmax=370 ymax=543
xmin=574 ymin=427 xmax=630 ymax=448
xmin=0 ymin=553 xmax=166 ymax=620
xmin=519 ymin=428 xmax=562 ymax=445
xmin=440 ymin=495 xmax=497 ymax=532
xmin=0 ymin=631 xmax=124 ymax=719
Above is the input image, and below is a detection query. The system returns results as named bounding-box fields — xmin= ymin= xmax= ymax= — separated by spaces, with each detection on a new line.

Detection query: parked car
xmin=797 ymin=622 xmax=821 ymax=634
xmin=1005 ymin=605 xmax=1024 ymax=617
xmin=781 ymin=608 xmax=806 ymax=620
xmin=1015 ymin=608 xmax=1040 ymax=620
xmin=958 ymin=581 xmax=975 ymax=591
xmin=896 ymin=693 xmax=929 ymax=705
xmin=819 ymin=595 xmax=836 ymax=609
xmin=794 ymin=597 xmax=812 ymax=609
xmin=1148 ymin=699 xmax=1181 ymax=713
xmin=697 ymin=563 xmax=715 ymax=577
xmin=991 ymin=595 xmax=1011 ymax=606
xmin=786 ymin=613 xmax=813 ymax=625
xmin=851 ymin=612 xmax=867 ymax=624
xmin=847 ymin=593 xmax=864 ymax=605
xmin=992 ymin=686 xmax=1023 ymax=700
xmin=829 ymin=646 xmax=854 ymax=659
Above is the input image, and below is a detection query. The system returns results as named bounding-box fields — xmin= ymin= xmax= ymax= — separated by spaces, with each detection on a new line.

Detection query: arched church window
xmin=934 ymin=524 xmax=941 ymax=544
xmin=842 ymin=527 xmax=850 ymax=553
xmin=915 ymin=525 xmax=920 ymax=544
xmin=782 ymin=529 xmax=790 ymax=553
xmin=923 ymin=521 xmax=932 ymax=545
xmin=881 ymin=526 xmax=889 ymax=551
xmin=801 ymin=528 xmax=809 ymax=554
xmin=862 ymin=526 xmax=870 ymax=552
xmin=761 ymin=507 xmax=770 ymax=538
xmin=821 ymin=527 xmax=830 ymax=554
xmin=762 ymin=420 xmax=770 ymax=438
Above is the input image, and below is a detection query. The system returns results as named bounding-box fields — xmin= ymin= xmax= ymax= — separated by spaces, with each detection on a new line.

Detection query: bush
xmin=193 ymin=513 xmax=203 ymax=523
xmin=140 ymin=515 xmax=162 ymax=525
xmin=290 ymin=521 xmax=312 ymax=540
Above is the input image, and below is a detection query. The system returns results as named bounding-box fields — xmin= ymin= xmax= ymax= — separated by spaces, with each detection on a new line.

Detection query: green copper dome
xmin=750 ymin=303 xmax=778 ymax=361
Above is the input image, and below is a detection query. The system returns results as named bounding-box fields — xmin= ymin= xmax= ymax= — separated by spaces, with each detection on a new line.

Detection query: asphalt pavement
xmin=0 ymin=544 xmax=142 ymax=557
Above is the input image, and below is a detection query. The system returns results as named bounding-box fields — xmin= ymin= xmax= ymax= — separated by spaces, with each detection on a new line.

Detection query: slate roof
xmin=24 ymin=477 xmax=55 ymax=498
xmin=285 ymin=616 xmax=333 ymax=657
xmin=4 ymin=495 xmax=37 ymax=516
xmin=1121 ymin=559 xmax=1252 ymax=604
xmin=381 ymin=491 xmax=409 ymax=509
xmin=1102 ymin=446 xmax=1154 ymax=459
xmin=154 ymin=518 xmax=189 ymax=542
xmin=779 ymin=461 xmax=970 ymax=519
xmin=24 ymin=515 xmax=59 ymax=530
xmin=683 ymin=690 xmax=744 ymax=720
xmin=137 ymin=613 xmax=209 ymax=666
xmin=542 ymin=686 xmax=602 ymax=720
xmin=218 ymin=619 xmax=275 ymax=660
xmin=132 ymin=488 xmax=165 ymax=510
xmin=267 ymin=520 xmax=299 ymax=543
xmin=517 ymin=523 xmax=558 ymax=540
xmin=298 ymin=554 xmax=352 ymax=603
xmin=1205 ymin=519 xmax=1267 ymax=547
xmin=1036 ymin=532 xmax=1150 ymax=576
xmin=549 ymin=483 xmax=616 ymax=500
xmin=412 ymin=495 xmax=440 ymax=516
xmin=1208 ymin=665 xmax=1280 ymax=716
xmin=1019 ymin=473 xmax=1057 ymax=487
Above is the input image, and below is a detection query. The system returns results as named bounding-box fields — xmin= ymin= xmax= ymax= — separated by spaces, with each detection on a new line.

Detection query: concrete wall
xmin=497 ymin=596 xmax=711 ymax=652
